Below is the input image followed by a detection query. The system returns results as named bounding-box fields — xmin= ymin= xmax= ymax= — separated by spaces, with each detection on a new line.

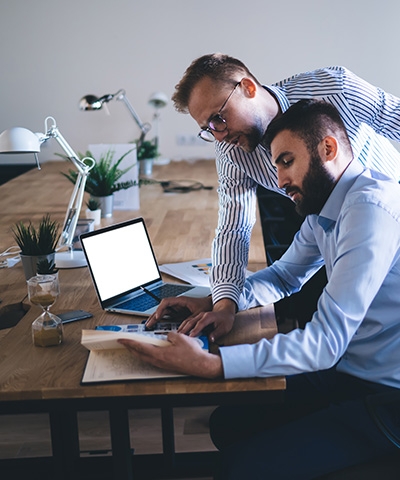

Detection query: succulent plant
xmin=12 ymin=214 xmax=60 ymax=256
xmin=86 ymin=197 xmax=101 ymax=211
xmin=36 ymin=258 xmax=58 ymax=274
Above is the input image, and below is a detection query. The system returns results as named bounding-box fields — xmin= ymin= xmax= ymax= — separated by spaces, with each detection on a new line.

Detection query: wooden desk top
xmin=0 ymin=159 xmax=266 ymax=265
xmin=0 ymin=160 xmax=285 ymax=405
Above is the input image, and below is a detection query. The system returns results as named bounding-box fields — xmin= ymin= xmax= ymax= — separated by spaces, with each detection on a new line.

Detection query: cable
xmin=159 ymin=180 xmax=213 ymax=193
xmin=138 ymin=176 xmax=213 ymax=193
xmin=0 ymin=246 xmax=21 ymax=268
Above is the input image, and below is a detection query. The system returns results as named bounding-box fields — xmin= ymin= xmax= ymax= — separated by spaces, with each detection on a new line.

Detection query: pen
xmin=140 ymin=286 xmax=179 ymax=322
xmin=140 ymin=285 xmax=162 ymax=303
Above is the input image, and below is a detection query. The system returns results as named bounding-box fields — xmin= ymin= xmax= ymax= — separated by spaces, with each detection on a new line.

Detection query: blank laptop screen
xmin=81 ymin=220 xmax=160 ymax=302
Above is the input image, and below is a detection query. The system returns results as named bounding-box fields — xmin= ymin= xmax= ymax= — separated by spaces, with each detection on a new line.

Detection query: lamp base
xmin=55 ymin=250 xmax=87 ymax=269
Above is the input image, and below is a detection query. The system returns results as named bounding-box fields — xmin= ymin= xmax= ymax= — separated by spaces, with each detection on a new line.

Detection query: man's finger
xmin=118 ymin=338 xmax=152 ymax=354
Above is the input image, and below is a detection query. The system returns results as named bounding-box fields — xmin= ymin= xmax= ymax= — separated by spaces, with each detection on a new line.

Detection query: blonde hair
xmin=172 ymin=53 xmax=260 ymax=113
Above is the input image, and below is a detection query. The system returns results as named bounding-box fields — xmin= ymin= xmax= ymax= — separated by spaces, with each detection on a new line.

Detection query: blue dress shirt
xmin=221 ymin=161 xmax=400 ymax=388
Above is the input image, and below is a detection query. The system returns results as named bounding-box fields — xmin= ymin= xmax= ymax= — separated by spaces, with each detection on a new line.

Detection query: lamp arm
xmin=40 ymin=117 xmax=95 ymax=249
xmin=58 ymin=170 xmax=88 ymax=248
xmin=44 ymin=119 xmax=91 ymax=175
xmin=115 ymin=90 xmax=151 ymax=145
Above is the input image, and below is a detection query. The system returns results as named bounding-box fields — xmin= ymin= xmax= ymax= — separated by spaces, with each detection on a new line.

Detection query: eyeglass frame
xmin=198 ymin=81 xmax=241 ymax=142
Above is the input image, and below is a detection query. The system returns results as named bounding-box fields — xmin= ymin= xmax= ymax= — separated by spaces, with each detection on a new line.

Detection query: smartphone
xmin=58 ymin=309 xmax=93 ymax=324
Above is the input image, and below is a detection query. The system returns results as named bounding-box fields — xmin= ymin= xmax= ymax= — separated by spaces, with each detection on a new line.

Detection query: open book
xmin=81 ymin=324 xmax=208 ymax=384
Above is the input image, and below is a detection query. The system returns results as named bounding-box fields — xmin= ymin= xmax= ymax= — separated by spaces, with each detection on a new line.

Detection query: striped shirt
xmin=211 ymin=66 xmax=400 ymax=306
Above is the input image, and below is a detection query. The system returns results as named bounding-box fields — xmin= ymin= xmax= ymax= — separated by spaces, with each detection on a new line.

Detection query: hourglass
xmin=27 ymin=274 xmax=63 ymax=347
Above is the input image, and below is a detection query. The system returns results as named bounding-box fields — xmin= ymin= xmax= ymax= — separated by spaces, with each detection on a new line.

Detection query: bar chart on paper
xmin=160 ymin=258 xmax=254 ymax=287
xmin=159 ymin=258 xmax=213 ymax=287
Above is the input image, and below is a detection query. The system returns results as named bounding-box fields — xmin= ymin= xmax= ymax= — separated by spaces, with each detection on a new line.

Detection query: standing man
xmin=120 ymin=99 xmax=400 ymax=478
xmin=146 ymin=53 xmax=400 ymax=340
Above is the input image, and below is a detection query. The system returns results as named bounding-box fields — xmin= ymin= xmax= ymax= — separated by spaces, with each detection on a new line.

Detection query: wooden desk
xmin=0 ymin=159 xmax=266 ymax=266
xmin=0 ymin=160 xmax=285 ymax=479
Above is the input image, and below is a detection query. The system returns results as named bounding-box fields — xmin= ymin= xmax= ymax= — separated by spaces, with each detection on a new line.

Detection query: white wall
xmin=0 ymin=0 xmax=399 ymax=165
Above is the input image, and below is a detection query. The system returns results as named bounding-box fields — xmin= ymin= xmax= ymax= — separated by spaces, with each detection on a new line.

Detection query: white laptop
xmin=80 ymin=217 xmax=211 ymax=316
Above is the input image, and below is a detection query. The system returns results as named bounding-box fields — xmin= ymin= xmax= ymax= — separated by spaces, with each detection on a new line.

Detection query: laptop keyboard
xmin=117 ymin=284 xmax=194 ymax=312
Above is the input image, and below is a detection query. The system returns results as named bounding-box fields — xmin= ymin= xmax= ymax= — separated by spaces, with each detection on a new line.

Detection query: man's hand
xmin=118 ymin=332 xmax=224 ymax=378
xmin=145 ymin=296 xmax=213 ymax=328
xmin=178 ymin=298 xmax=236 ymax=342
xmin=146 ymin=296 xmax=237 ymax=342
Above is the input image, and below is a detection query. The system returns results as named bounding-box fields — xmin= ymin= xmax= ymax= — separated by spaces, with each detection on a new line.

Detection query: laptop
xmin=80 ymin=217 xmax=211 ymax=316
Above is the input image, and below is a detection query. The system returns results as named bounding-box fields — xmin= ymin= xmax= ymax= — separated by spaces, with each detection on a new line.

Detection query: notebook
xmin=80 ymin=217 xmax=211 ymax=316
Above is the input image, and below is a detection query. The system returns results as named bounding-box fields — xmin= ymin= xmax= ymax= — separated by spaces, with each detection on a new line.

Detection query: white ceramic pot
xmin=85 ymin=208 xmax=101 ymax=226
xmin=92 ymin=195 xmax=114 ymax=218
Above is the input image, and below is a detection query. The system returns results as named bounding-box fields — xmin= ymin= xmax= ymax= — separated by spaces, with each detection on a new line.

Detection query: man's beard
xmin=245 ymin=123 xmax=265 ymax=152
xmin=289 ymin=152 xmax=336 ymax=217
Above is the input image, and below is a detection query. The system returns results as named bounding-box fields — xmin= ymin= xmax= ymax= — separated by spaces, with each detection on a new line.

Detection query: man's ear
xmin=319 ymin=136 xmax=338 ymax=162
xmin=240 ymin=77 xmax=257 ymax=98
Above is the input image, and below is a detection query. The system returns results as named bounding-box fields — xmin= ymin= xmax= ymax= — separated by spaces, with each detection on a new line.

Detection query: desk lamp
xmin=79 ymin=89 xmax=151 ymax=146
xmin=0 ymin=116 xmax=95 ymax=268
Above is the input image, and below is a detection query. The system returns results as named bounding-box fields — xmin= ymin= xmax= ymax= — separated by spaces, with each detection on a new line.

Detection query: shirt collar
xmin=263 ymin=85 xmax=290 ymax=113
xmin=318 ymin=160 xmax=364 ymax=231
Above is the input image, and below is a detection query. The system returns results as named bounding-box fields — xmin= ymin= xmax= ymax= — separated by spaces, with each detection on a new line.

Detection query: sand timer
xmin=27 ymin=274 xmax=63 ymax=347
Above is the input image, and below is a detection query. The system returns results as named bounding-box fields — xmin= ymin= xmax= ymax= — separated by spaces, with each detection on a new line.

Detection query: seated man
xmin=119 ymin=100 xmax=400 ymax=479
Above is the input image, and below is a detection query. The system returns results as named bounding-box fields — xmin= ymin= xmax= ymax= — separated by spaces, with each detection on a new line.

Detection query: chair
xmin=256 ymin=186 xmax=327 ymax=329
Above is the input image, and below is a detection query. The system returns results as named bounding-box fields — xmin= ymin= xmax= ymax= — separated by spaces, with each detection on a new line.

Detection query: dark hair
xmin=172 ymin=53 xmax=261 ymax=113
xmin=263 ymin=99 xmax=353 ymax=157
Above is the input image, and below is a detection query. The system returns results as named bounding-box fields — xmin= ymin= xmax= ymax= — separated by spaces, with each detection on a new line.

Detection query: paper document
xmin=160 ymin=258 xmax=254 ymax=287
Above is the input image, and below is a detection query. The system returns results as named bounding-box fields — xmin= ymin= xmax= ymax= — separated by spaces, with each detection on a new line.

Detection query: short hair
xmin=172 ymin=53 xmax=261 ymax=113
xmin=263 ymin=99 xmax=353 ymax=157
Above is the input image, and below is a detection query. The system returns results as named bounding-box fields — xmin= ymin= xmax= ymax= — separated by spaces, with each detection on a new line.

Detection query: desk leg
xmin=49 ymin=410 xmax=80 ymax=480
xmin=161 ymin=407 xmax=176 ymax=471
xmin=109 ymin=408 xmax=133 ymax=480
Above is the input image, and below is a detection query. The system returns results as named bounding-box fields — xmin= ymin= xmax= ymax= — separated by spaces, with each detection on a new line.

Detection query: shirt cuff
xmin=211 ymin=283 xmax=242 ymax=307
xmin=220 ymin=344 xmax=257 ymax=379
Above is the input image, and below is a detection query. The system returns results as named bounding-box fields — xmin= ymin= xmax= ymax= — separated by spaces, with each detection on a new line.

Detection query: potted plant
xmin=137 ymin=139 xmax=158 ymax=176
xmin=12 ymin=214 xmax=60 ymax=280
xmin=60 ymin=147 xmax=136 ymax=217
xmin=85 ymin=197 xmax=101 ymax=226
xmin=36 ymin=258 xmax=59 ymax=275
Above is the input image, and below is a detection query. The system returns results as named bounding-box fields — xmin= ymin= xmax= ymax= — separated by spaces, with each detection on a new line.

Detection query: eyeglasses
xmin=198 ymin=82 xmax=240 ymax=142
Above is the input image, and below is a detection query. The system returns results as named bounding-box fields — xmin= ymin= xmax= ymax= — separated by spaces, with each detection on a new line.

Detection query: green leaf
xmin=58 ymin=148 xmax=136 ymax=196
xmin=12 ymin=214 xmax=60 ymax=255
xmin=137 ymin=140 xmax=158 ymax=160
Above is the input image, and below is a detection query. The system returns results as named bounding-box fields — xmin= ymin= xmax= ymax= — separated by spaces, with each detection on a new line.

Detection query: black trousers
xmin=210 ymin=368 xmax=399 ymax=480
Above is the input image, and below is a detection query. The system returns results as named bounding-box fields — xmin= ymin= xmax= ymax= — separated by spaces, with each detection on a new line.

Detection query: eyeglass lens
xmin=199 ymin=130 xmax=215 ymax=142
xmin=198 ymin=81 xmax=240 ymax=142
xmin=209 ymin=115 xmax=226 ymax=132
